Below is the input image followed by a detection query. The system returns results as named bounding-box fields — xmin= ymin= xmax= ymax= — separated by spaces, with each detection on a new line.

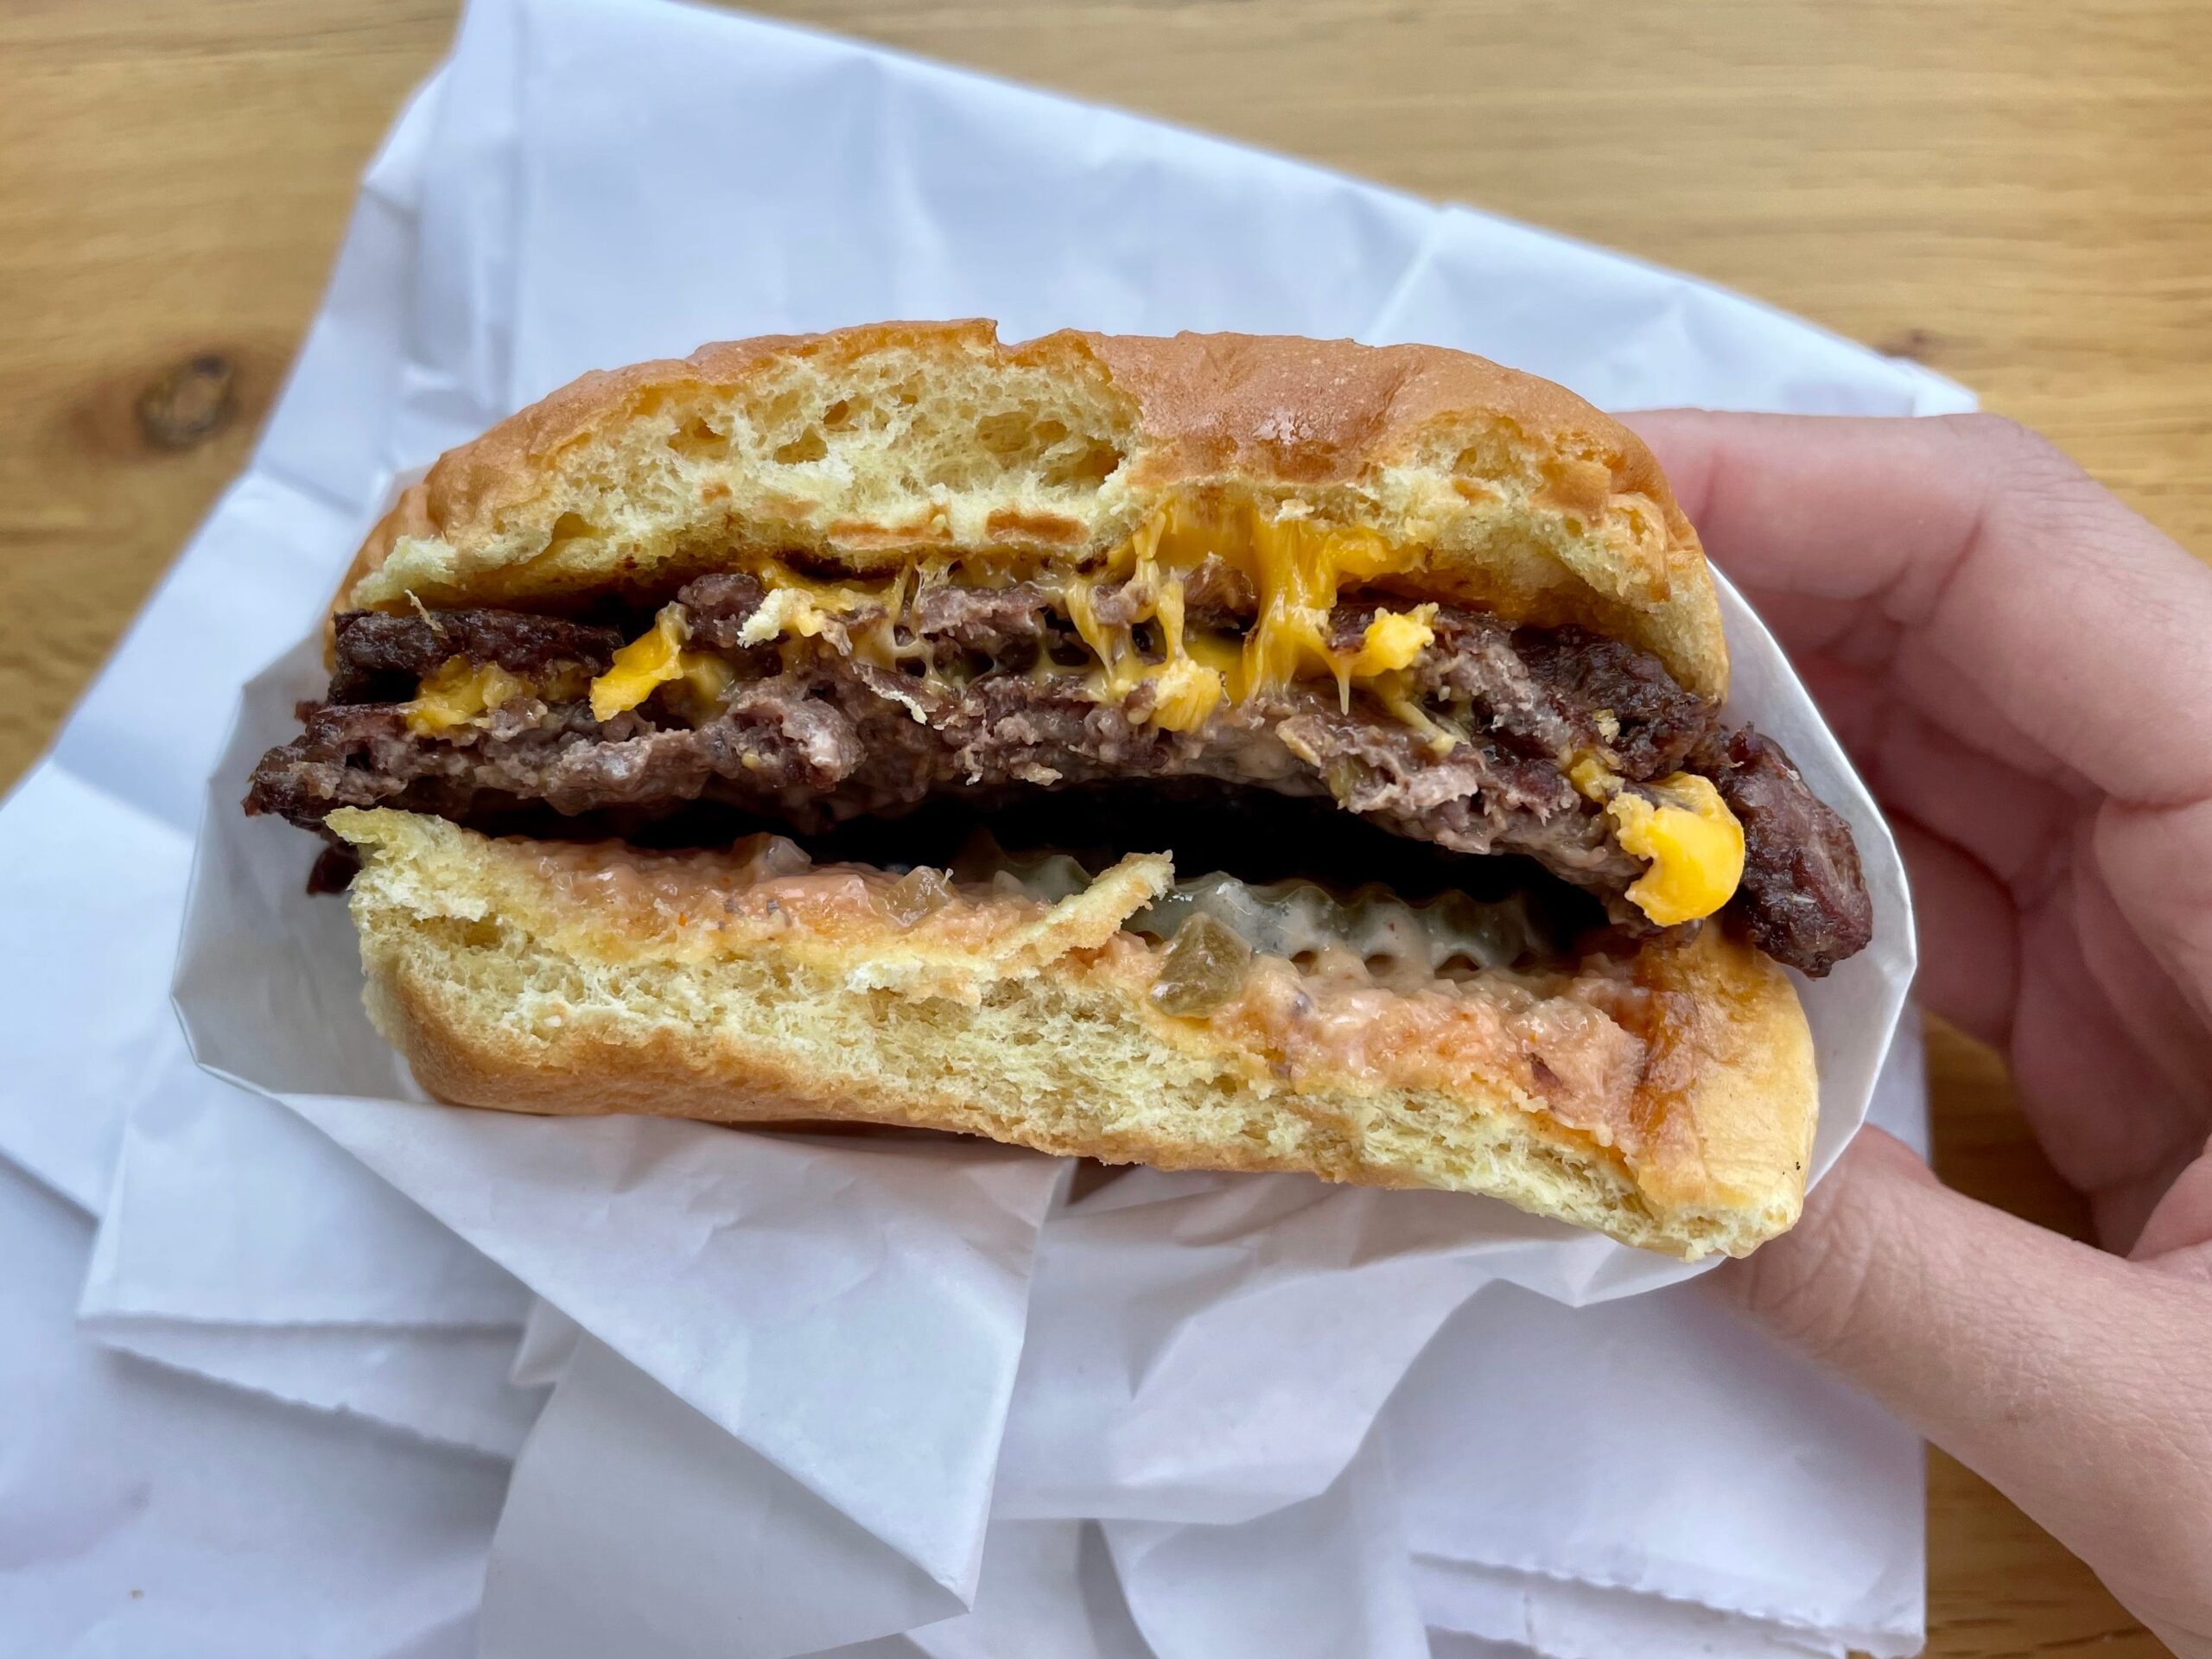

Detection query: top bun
xmin=341 ymin=322 xmax=1726 ymax=698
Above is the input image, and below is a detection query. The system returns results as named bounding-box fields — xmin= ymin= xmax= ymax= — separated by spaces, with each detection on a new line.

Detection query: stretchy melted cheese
xmin=1057 ymin=500 xmax=1438 ymax=715
xmin=568 ymin=497 xmax=1751 ymax=927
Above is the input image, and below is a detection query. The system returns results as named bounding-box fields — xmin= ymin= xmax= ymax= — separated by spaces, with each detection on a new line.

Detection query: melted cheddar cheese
xmin=1341 ymin=609 xmax=1436 ymax=678
xmin=1054 ymin=499 xmax=1439 ymax=727
xmin=404 ymin=658 xmax=526 ymax=735
xmin=736 ymin=562 xmax=902 ymax=663
xmin=589 ymin=605 xmax=732 ymax=721
xmin=1146 ymin=657 xmax=1227 ymax=731
xmin=1570 ymin=758 xmax=1745 ymax=925
xmin=595 ymin=499 xmax=1446 ymax=734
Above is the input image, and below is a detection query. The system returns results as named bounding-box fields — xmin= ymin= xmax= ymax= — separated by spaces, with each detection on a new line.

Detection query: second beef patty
xmin=246 ymin=573 xmax=1872 ymax=976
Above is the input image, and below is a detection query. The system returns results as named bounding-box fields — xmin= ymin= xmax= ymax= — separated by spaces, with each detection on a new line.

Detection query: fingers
xmin=2133 ymin=1145 xmax=2212 ymax=1271
xmin=2009 ymin=858 xmax=2212 ymax=1237
xmin=1885 ymin=813 xmax=2208 ymax=1230
xmin=1631 ymin=412 xmax=1998 ymax=607
xmin=1625 ymin=410 xmax=2212 ymax=810
xmin=1713 ymin=1130 xmax=2212 ymax=1634
xmin=1796 ymin=649 xmax=2075 ymax=889
xmin=2097 ymin=798 xmax=2212 ymax=1039
xmin=1888 ymin=818 xmax=2016 ymax=1049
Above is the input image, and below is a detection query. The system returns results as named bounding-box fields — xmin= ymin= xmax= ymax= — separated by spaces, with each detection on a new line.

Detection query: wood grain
xmin=3 ymin=2 xmax=2203 ymax=1652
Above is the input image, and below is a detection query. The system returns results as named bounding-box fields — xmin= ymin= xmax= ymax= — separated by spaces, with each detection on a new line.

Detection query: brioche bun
xmin=331 ymin=807 xmax=1814 ymax=1259
xmin=341 ymin=321 xmax=1726 ymax=698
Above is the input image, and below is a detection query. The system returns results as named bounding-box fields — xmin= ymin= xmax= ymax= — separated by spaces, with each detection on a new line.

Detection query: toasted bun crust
xmin=341 ymin=322 xmax=1726 ymax=698
xmin=327 ymin=808 xmax=1815 ymax=1259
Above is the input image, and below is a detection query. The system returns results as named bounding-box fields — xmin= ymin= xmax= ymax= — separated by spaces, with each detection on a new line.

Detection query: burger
xmin=245 ymin=322 xmax=1872 ymax=1258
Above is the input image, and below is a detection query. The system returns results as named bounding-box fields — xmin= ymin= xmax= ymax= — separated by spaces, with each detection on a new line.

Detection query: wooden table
xmin=4 ymin=3 xmax=2203 ymax=1652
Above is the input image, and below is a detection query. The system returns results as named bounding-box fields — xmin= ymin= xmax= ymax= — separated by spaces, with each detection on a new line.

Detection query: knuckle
xmin=1931 ymin=411 xmax=2145 ymax=562
xmin=1938 ymin=411 xmax=2094 ymax=506
xmin=1939 ymin=409 xmax=2039 ymax=454
xmin=1938 ymin=410 xmax=2057 ymax=467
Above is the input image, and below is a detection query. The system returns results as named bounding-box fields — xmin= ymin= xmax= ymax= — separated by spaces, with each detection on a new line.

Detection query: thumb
xmin=1712 ymin=1128 xmax=2212 ymax=1648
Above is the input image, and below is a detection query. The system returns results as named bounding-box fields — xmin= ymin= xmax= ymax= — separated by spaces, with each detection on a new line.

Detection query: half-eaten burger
xmin=245 ymin=323 xmax=1872 ymax=1258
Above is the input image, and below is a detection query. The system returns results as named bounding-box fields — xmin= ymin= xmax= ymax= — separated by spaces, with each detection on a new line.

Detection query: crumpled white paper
xmin=0 ymin=1161 xmax=510 ymax=1659
xmin=1097 ymin=1014 xmax=1931 ymax=1659
xmin=0 ymin=0 xmax=1972 ymax=1652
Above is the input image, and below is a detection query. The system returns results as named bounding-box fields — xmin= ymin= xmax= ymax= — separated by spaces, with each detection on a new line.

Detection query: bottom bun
xmin=327 ymin=808 xmax=1818 ymax=1258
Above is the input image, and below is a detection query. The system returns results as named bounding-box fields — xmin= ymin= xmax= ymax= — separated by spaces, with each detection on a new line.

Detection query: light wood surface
xmin=4 ymin=3 xmax=2203 ymax=1652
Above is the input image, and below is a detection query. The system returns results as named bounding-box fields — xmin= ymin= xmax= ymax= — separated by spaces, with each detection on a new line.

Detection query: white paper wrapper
xmin=0 ymin=0 xmax=1972 ymax=1649
xmin=0 ymin=1161 xmax=506 ymax=1659
xmin=175 ymin=477 xmax=1916 ymax=1570
xmin=981 ymin=1018 xmax=1930 ymax=1659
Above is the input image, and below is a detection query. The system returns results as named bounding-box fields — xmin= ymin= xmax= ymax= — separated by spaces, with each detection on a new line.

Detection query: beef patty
xmin=246 ymin=572 xmax=1872 ymax=976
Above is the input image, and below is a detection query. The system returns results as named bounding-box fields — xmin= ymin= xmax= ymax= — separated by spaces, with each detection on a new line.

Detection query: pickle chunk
xmin=880 ymin=866 xmax=954 ymax=927
xmin=1148 ymin=913 xmax=1253 ymax=1017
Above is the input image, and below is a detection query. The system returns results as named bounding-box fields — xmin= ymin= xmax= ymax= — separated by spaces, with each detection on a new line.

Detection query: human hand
xmin=1627 ymin=410 xmax=2212 ymax=1655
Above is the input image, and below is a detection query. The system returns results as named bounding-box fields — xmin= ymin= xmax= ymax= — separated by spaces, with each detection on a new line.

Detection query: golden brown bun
xmin=340 ymin=322 xmax=1726 ymax=698
xmin=327 ymin=809 xmax=1815 ymax=1259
